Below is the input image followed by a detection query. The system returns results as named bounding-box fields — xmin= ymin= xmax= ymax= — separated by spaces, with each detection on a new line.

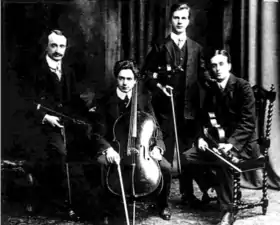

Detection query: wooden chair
xmin=232 ymin=84 xmax=276 ymax=215
xmin=1 ymin=159 xmax=34 ymax=213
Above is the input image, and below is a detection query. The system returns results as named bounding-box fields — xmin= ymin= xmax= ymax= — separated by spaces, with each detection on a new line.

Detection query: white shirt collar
xmin=116 ymin=88 xmax=132 ymax=100
xmin=170 ymin=32 xmax=187 ymax=44
xmin=46 ymin=54 xmax=62 ymax=71
xmin=218 ymin=73 xmax=231 ymax=89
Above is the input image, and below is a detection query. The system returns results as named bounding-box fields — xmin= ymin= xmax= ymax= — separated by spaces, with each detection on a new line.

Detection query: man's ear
xmin=228 ymin=63 xmax=232 ymax=71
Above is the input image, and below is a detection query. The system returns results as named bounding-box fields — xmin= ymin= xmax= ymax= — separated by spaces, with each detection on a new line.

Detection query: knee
xmin=97 ymin=154 xmax=108 ymax=166
xmin=181 ymin=146 xmax=200 ymax=164
xmin=159 ymin=159 xmax=172 ymax=174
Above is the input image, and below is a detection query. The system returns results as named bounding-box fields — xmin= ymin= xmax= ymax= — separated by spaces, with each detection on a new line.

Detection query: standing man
xmin=30 ymin=29 xmax=92 ymax=216
xmin=181 ymin=49 xmax=260 ymax=225
xmin=142 ymin=3 xmax=211 ymax=206
xmin=94 ymin=60 xmax=172 ymax=224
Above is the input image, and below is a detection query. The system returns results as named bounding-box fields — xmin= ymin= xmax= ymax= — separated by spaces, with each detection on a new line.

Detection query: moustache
xmin=53 ymin=53 xmax=63 ymax=57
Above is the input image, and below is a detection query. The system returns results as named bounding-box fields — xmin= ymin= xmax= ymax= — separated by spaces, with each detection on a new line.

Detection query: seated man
xmin=181 ymin=49 xmax=260 ymax=225
xmin=93 ymin=60 xmax=172 ymax=224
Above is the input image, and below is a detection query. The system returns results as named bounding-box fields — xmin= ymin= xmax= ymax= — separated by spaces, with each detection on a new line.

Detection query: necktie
xmin=55 ymin=66 xmax=62 ymax=81
xmin=218 ymin=83 xmax=224 ymax=92
xmin=177 ymin=38 xmax=184 ymax=49
xmin=124 ymin=95 xmax=129 ymax=107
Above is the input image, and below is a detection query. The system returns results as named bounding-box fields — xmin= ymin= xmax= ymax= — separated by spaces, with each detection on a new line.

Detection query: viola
xmin=203 ymin=112 xmax=226 ymax=147
xmin=203 ymin=112 xmax=241 ymax=171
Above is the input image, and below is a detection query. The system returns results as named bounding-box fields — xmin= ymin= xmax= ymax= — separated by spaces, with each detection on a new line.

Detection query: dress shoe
xmin=68 ymin=208 xmax=80 ymax=222
xmin=181 ymin=194 xmax=203 ymax=209
xmin=25 ymin=203 xmax=34 ymax=214
xmin=218 ymin=211 xmax=236 ymax=225
xmin=100 ymin=216 xmax=109 ymax=225
xmin=201 ymin=192 xmax=218 ymax=205
xmin=159 ymin=207 xmax=171 ymax=220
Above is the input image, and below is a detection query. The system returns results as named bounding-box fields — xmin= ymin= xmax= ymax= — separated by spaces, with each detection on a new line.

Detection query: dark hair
xmin=113 ymin=60 xmax=139 ymax=79
xmin=40 ymin=29 xmax=67 ymax=51
xmin=169 ymin=3 xmax=190 ymax=20
xmin=50 ymin=29 xmax=65 ymax=36
xmin=38 ymin=29 xmax=67 ymax=59
xmin=211 ymin=49 xmax=231 ymax=63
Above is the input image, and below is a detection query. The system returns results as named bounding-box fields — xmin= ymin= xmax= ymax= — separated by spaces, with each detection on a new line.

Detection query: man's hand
xmin=105 ymin=147 xmax=120 ymax=165
xmin=217 ymin=143 xmax=233 ymax=156
xmin=198 ymin=138 xmax=208 ymax=151
xmin=43 ymin=114 xmax=63 ymax=128
xmin=150 ymin=146 xmax=163 ymax=161
xmin=157 ymin=83 xmax=173 ymax=97
xmin=80 ymin=88 xmax=95 ymax=108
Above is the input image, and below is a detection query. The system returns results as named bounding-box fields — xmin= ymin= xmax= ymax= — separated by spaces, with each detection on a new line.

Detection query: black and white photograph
xmin=1 ymin=0 xmax=280 ymax=224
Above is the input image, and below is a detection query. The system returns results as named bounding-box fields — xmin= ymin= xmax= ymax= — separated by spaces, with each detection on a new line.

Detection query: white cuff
xmin=42 ymin=115 xmax=47 ymax=124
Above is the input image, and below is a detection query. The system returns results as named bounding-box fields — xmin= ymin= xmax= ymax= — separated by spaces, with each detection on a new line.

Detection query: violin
xmin=203 ymin=112 xmax=241 ymax=171
xmin=144 ymin=64 xmax=184 ymax=86
xmin=203 ymin=112 xmax=226 ymax=146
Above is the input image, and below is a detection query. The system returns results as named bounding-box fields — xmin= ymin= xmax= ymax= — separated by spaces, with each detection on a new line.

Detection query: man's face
xmin=171 ymin=9 xmax=190 ymax=35
xmin=210 ymin=55 xmax=231 ymax=82
xmin=117 ymin=69 xmax=136 ymax=93
xmin=46 ymin=33 xmax=67 ymax=62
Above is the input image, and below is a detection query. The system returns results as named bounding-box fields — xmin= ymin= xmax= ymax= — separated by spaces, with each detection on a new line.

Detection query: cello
xmin=105 ymin=80 xmax=163 ymax=225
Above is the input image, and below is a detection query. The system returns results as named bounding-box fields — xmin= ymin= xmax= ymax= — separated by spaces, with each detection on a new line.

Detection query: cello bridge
xmin=127 ymin=147 xmax=139 ymax=156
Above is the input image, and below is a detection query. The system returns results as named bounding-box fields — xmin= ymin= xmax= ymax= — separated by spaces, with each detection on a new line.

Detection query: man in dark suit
xmin=30 ymin=29 xmax=93 ymax=216
xmin=142 ymin=3 xmax=211 ymax=206
xmin=94 ymin=60 xmax=172 ymax=224
xmin=181 ymin=49 xmax=260 ymax=225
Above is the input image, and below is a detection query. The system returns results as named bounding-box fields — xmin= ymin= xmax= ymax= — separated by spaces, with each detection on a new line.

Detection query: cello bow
xmin=116 ymin=163 xmax=130 ymax=225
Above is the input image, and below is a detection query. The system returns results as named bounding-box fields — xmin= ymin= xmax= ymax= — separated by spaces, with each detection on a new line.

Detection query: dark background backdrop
xmin=3 ymin=0 xmax=279 ymax=189
xmin=1 ymin=0 xmax=229 ymax=157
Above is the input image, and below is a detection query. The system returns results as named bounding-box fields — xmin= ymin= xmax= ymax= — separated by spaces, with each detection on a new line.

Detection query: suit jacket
xmin=94 ymin=84 xmax=166 ymax=155
xmin=200 ymin=74 xmax=260 ymax=159
xmin=31 ymin=58 xmax=88 ymax=123
xmin=142 ymin=35 xmax=211 ymax=119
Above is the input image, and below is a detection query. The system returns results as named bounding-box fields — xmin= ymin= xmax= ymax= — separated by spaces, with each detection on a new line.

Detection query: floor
xmin=2 ymin=179 xmax=280 ymax=225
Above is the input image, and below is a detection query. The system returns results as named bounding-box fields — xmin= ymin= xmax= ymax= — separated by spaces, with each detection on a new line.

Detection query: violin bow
xmin=116 ymin=163 xmax=130 ymax=225
xmin=205 ymin=147 xmax=242 ymax=173
xmin=169 ymin=88 xmax=182 ymax=174
xmin=34 ymin=102 xmax=90 ymax=126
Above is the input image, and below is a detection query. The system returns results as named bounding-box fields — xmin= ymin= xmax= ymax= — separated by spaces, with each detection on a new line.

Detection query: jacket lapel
xmin=222 ymin=74 xmax=236 ymax=107
xmin=163 ymin=35 xmax=175 ymax=64
xmin=61 ymin=63 xmax=71 ymax=93
xmin=223 ymin=74 xmax=235 ymax=94
xmin=186 ymin=38 xmax=197 ymax=71
xmin=107 ymin=90 xmax=120 ymax=120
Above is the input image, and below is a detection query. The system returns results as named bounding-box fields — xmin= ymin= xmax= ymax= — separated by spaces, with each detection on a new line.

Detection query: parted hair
xmin=169 ymin=3 xmax=190 ymax=20
xmin=113 ymin=59 xmax=140 ymax=79
xmin=211 ymin=49 xmax=232 ymax=63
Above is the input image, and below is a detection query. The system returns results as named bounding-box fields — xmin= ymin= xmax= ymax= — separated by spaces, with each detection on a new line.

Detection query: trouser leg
xmin=215 ymin=166 xmax=233 ymax=211
xmin=97 ymin=155 xmax=122 ymax=217
xmin=36 ymin=130 xmax=68 ymax=205
xmin=157 ymin=157 xmax=172 ymax=208
xmin=181 ymin=146 xmax=233 ymax=210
